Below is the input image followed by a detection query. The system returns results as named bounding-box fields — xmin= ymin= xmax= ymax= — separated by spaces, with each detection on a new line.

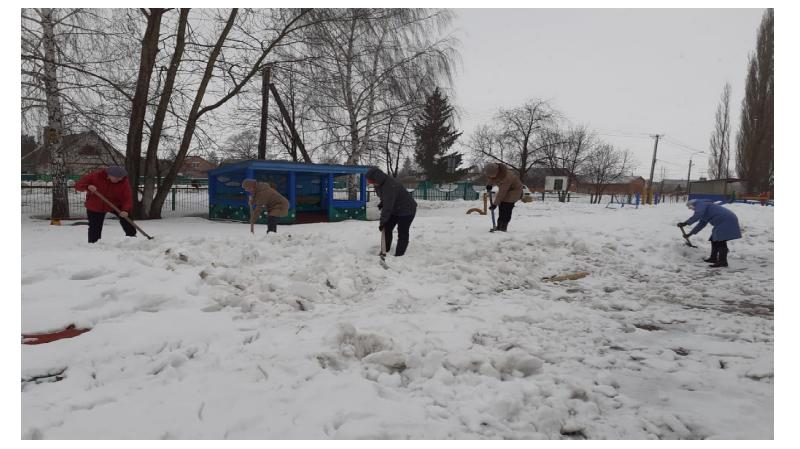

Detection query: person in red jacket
xmin=74 ymin=166 xmax=136 ymax=243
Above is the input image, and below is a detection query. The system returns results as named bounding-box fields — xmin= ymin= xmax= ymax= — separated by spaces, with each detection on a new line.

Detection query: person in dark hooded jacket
xmin=678 ymin=199 xmax=742 ymax=268
xmin=365 ymin=167 xmax=417 ymax=256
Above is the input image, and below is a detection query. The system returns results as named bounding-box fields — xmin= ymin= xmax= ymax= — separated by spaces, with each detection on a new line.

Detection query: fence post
xmin=172 ymin=187 xmax=176 ymax=211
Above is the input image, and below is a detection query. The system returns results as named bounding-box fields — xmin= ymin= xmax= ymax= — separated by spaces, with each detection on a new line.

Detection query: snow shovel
xmin=249 ymin=203 xmax=256 ymax=234
xmin=678 ymin=224 xmax=697 ymax=248
xmin=488 ymin=190 xmax=497 ymax=232
xmin=379 ymin=228 xmax=389 ymax=270
xmin=90 ymin=189 xmax=154 ymax=240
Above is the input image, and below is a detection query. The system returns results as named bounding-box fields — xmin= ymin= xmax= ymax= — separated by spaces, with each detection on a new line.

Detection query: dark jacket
xmin=74 ymin=169 xmax=133 ymax=213
xmin=366 ymin=167 xmax=417 ymax=224
xmin=685 ymin=200 xmax=742 ymax=241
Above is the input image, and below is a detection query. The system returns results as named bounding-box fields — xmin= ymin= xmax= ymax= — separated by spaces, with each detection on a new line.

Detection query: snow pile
xmin=21 ymin=201 xmax=773 ymax=439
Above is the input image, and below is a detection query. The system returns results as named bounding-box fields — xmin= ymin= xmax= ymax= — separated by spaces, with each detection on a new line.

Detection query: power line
xmin=661 ymin=137 xmax=706 ymax=154
xmin=656 ymin=158 xmax=684 ymax=167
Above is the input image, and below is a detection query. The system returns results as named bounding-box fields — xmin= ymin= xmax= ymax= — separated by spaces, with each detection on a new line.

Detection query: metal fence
xmin=21 ymin=185 xmax=209 ymax=219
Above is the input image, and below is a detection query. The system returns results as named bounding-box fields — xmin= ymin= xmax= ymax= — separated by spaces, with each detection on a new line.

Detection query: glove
xmin=677 ymin=222 xmax=686 ymax=228
xmin=379 ymin=223 xmax=384 ymax=232
xmin=489 ymin=204 xmax=497 ymax=211
xmin=377 ymin=202 xmax=383 ymax=210
xmin=486 ymin=185 xmax=492 ymax=192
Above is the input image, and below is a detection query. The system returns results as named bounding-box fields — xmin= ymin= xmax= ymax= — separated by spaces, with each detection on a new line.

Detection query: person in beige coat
xmin=242 ymin=179 xmax=289 ymax=233
xmin=484 ymin=163 xmax=523 ymax=232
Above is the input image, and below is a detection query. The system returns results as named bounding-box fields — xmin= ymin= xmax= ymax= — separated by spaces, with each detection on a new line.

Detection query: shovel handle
xmin=89 ymin=189 xmax=153 ymax=240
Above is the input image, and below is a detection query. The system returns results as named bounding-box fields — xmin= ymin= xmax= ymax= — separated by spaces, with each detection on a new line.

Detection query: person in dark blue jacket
xmin=366 ymin=167 xmax=417 ymax=257
xmin=678 ymin=199 xmax=742 ymax=268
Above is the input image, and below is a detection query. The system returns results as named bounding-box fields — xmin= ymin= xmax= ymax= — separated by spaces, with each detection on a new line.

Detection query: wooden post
xmin=258 ymin=65 xmax=272 ymax=160
xmin=269 ymin=83 xmax=311 ymax=162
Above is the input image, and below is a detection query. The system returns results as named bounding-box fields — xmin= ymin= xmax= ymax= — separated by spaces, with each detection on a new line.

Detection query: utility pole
xmin=686 ymin=158 xmax=693 ymax=194
xmin=257 ymin=65 xmax=272 ymax=160
xmin=646 ymin=134 xmax=662 ymax=204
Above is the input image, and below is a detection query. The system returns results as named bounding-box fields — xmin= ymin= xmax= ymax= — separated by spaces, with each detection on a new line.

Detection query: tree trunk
xmin=40 ymin=8 xmax=69 ymax=221
xmin=126 ymin=8 xmax=165 ymax=219
xmin=149 ymin=9 xmax=238 ymax=218
xmin=142 ymin=9 xmax=188 ymax=218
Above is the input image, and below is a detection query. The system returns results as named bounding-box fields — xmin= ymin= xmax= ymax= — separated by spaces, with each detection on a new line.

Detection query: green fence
xmin=22 ymin=174 xmax=208 ymax=186
xmin=411 ymin=181 xmax=479 ymax=201
xmin=21 ymin=185 xmax=209 ymax=218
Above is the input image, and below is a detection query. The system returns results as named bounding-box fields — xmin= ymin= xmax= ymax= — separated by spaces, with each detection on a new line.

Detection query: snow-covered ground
xmin=21 ymin=200 xmax=774 ymax=439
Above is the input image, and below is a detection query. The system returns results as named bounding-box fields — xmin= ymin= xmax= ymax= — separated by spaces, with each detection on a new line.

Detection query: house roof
xmin=30 ymin=131 xmax=125 ymax=167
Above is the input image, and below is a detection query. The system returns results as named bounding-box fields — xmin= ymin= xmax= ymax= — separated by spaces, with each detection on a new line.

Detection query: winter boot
xmin=705 ymin=242 xmax=719 ymax=263
xmin=266 ymin=216 xmax=278 ymax=233
xmin=497 ymin=221 xmax=508 ymax=232
xmin=710 ymin=245 xmax=729 ymax=268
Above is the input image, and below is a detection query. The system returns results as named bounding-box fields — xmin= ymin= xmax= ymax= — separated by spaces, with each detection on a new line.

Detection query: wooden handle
xmin=90 ymin=189 xmax=153 ymax=240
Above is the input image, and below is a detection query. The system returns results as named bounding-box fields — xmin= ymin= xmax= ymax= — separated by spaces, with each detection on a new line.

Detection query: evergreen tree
xmin=413 ymin=88 xmax=465 ymax=183
xmin=399 ymin=156 xmax=414 ymax=177
xmin=736 ymin=8 xmax=773 ymax=193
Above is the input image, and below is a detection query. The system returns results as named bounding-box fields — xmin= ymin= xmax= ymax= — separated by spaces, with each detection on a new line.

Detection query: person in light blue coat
xmin=678 ymin=199 xmax=742 ymax=268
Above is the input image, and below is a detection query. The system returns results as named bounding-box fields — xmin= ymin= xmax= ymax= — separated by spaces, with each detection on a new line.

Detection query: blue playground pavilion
xmin=208 ymin=160 xmax=371 ymax=224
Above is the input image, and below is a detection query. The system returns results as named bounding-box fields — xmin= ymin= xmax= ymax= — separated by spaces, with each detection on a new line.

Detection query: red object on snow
xmin=22 ymin=325 xmax=91 ymax=345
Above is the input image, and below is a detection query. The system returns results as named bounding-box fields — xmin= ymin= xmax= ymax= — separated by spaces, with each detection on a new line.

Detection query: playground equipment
xmin=466 ymin=192 xmax=489 ymax=215
xmin=605 ymin=193 xmax=640 ymax=209
xmin=209 ymin=160 xmax=371 ymax=225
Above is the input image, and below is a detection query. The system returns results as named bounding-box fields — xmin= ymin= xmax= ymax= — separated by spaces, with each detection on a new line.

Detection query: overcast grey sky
xmin=449 ymin=8 xmax=765 ymax=181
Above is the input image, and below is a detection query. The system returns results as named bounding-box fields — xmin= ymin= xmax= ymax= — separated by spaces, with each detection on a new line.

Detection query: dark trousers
xmin=87 ymin=209 xmax=136 ymax=243
xmin=710 ymin=240 xmax=729 ymax=264
xmin=384 ymin=213 xmax=415 ymax=256
xmin=267 ymin=215 xmax=278 ymax=233
xmin=496 ymin=202 xmax=515 ymax=231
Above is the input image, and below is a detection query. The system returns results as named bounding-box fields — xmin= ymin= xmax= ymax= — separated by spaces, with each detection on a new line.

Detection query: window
xmin=333 ymin=173 xmax=362 ymax=201
xmin=553 ymin=179 xmax=564 ymax=191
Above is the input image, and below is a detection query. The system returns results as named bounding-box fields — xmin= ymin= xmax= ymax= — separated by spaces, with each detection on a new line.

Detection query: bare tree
xmin=580 ymin=144 xmax=633 ymax=204
xmin=37 ymin=8 xmax=70 ymax=219
xmin=143 ymin=8 xmax=314 ymax=218
xmin=468 ymin=99 xmax=561 ymax=182
xmin=300 ymin=9 xmax=458 ymax=166
xmin=708 ymin=83 xmax=731 ymax=180
xmin=540 ymin=125 xmax=595 ymax=202
xmin=222 ymin=129 xmax=261 ymax=160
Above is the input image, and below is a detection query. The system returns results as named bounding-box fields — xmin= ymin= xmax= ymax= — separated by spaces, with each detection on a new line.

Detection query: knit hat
xmin=242 ymin=179 xmax=257 ymax=190
xmin=483 ymin=163 xmax=500 ymax=178
xmin=106 ymin=165 xmax=127 ymax=178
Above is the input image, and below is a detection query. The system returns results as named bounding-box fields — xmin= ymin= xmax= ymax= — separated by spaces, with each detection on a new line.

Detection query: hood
xmin=365 ymin=167 xmax=388 ymax=185
xmin=242 ymin=179 xmax=257 ymax=190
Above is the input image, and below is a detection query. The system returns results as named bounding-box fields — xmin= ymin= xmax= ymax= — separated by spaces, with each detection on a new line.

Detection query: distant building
xmin=179 ymin=155 xmax=216 ymax=178
xmin=576 ymin=175 xmax=646 ymax=196
xmin=22 ymin=129 xmax=125 ymax=175
xmin=688 ymin=178 xmax=744 ymax=201
xmin=658 ymin=179 xmax=689 ymax=194
xmin=523 ymin=168 xmax=575 ymax=191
